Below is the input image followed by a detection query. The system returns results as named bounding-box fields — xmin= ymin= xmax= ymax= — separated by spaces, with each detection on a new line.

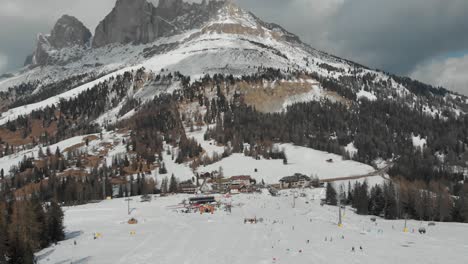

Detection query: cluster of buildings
xmin=177 ymin=175 xmax=258 ymax=194
xmin=271 ymin=173 xmax=321 ymax=189
xmin=210 ymin=175 xmax=258 ymax=194
xmin=178 ymin=172 xmax=321 ymax=195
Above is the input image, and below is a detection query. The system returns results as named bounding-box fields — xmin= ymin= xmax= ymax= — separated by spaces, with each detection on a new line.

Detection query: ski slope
xmin=36 ymin=189 xmax=468 ymax=264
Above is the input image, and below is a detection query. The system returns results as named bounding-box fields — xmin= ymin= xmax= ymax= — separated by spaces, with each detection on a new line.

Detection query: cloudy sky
xmin=0 ymin=0 xmax=467 ymax=95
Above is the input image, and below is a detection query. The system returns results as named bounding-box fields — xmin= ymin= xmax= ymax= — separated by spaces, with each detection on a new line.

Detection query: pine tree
xmin=161 ymin=177 xmax=169 ymax=194
xmin=346 ymin=181 xmax=353 ymax=205
xmin=326 ymin=183 xmax=337 ymax=205
xmin=38 ymin=147 xmax=44 ymax=158
xmin=30 ymin=195 xmax=48 ymax=248
xmin=159 ymin=162 xmax=167 ymax=174
xmin=8 ymin=201 xmax=41 ymax=264
xmin=383 ymin=181 xmax=398 ymax=219
xmin=353 ymin=181 xmax=369 ymax=215
xmin=118 ymin=185 xmax=124 ymax=198
xmin=458 ymin=186 xmax=468 ymax=222
xmin=55 ymin=147 xmax=61 ymax=158
xmin=369 ymin=185 xmax=385 ymax=216
xmin=169 ymin=174 xmax=178 ymax=193
xmin=0 ymin=202 xmax=7 ymax=263
xmin=47 ymin=201 xmax=65 ymax=243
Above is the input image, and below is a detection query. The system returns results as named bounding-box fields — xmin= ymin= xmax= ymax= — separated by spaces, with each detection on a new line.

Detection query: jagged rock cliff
xmin=92 ymin=0 xmax=225 ymax=48
xmin=30 ymin=15 xmax=91 ymax=66
xmin=92 ymin=0 xmax=161 ymax=48
xmin=49 ymin=15 xmax=92 ymax=49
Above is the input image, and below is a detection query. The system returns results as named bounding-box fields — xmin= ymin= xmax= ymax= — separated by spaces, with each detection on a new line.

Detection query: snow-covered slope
xmin=198 ymin=143 xmax=383 ymax=186
xmin=35 ymin=189 xmax=468 ymax=264
xmin=3 ymin=0 xmax=463 ymax=125
xmin=0 ymin=126 xmax=382 ymax=188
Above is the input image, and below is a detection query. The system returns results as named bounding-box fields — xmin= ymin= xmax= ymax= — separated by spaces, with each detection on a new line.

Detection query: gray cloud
xmin=235 ymin=0 xmax=344 ymax=55
xmin=0 ymin=53 xmax=7 ymax=72
xmin=327 ymin=0 xmax=468 ymax=75
xmin=411 ymin=55 xmax=468 ymax=96
xmin=0 ymin=0 xmax=116 ymax=71
xmin=1 ymin=0 xmax=468 ymax=95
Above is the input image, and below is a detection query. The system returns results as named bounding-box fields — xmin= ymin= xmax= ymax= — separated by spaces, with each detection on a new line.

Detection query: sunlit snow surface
xmin=36 ymin=189 xmax=468 ymax=264
xmin=198 ymin=143 xmax=382 ymax=186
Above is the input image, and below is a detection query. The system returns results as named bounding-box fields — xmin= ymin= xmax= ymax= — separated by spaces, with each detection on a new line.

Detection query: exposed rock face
xmin=92 ymin=0 xmax=161 ymax=48
xmin=92 ymin=0 xmax=226 ymax=48
xmin=29 ymin=15 xmax=91 ymax=66
xmin=32 ymin=34 xmax=52 ymax=65
xmin=49 ymin=15 xmax=92 ymax=49
xmin=157 ymin=0 xmax=185 ymax=19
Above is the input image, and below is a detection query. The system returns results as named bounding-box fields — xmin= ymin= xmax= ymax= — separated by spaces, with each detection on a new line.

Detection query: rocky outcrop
xmin=156 ymin=0 xmax=185 ymax=19
xmin=92 ymin=0 xmax=226 ymax=48
xmin=92 ymin=0 xmax=161 ymax=48
xmin=32 ymin=34 xmax=52 ymax=65
xmin=49 ymin=15 xmax=92 ymax=49
xmin=29 ymin=15 xmax=91 ymax=66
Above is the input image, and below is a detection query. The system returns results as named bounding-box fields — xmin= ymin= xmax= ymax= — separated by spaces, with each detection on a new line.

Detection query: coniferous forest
xmin=1 ymin=67 xmax=468 ymax=262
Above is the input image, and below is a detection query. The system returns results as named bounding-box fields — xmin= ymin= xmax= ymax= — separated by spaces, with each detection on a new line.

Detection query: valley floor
xmin=36 ymin=189 xmax=468 ymax=264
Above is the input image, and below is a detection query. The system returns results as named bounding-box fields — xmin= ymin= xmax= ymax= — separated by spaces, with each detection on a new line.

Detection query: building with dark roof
xmin=279 ymin=173 xmax=311 ymax=189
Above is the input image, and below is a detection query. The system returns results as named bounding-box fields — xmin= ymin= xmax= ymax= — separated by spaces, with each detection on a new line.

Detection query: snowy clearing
xmin=412 ymin=135 xmax=427 ymax=150
xmin=357 ymin=90 xmax=377 ymax=101
xmin=198 ymin=143 xmax=383 ymax=186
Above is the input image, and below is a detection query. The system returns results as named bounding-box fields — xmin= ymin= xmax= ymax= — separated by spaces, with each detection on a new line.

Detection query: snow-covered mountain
xmin=0 ymin=0 xmax=467 ymax=182
xmin=0 ymin=0 xmax=463 ymax=110
xmin=2 ymin=3 xmax=468 ymax=263
xmin=3 ymin=0 xmax=336 ymax=88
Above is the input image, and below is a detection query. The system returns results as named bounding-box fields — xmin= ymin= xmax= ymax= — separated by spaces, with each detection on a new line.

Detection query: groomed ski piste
xmin=36 ymin=188 xmax=468 ymax=264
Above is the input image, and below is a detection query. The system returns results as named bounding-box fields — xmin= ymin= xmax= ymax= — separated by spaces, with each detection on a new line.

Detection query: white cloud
xmin=411 ymin=55 xmax=468 ymax=96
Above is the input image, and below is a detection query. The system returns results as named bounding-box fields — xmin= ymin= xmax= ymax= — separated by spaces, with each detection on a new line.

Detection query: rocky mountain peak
xmin=28 ymin=15 xmax=91 ymax=66
xmin=49 ymin=15 xmax=92 ymax=49
xmin=92 ymin=0 xmax=229 ymax=48
xmin=92 ymin=0 xmax=159 ymax=48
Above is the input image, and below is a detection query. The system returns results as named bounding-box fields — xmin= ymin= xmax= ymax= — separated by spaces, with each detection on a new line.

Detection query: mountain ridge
xmin=0 ymin=0 xmax=466 ymax=118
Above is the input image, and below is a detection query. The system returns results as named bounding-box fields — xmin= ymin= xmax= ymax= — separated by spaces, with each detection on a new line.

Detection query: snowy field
xmin=36 ymin=189 xmax=468 ymax=264
xmin=198 ymin=143 xmax=383 ymax=186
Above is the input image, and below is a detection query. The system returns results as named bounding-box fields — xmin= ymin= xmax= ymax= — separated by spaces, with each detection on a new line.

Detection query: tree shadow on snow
xmin=65 ymin=230 xmax=83 ymax=240
xmin=35 ymin=249 xmax=55 ymax=261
